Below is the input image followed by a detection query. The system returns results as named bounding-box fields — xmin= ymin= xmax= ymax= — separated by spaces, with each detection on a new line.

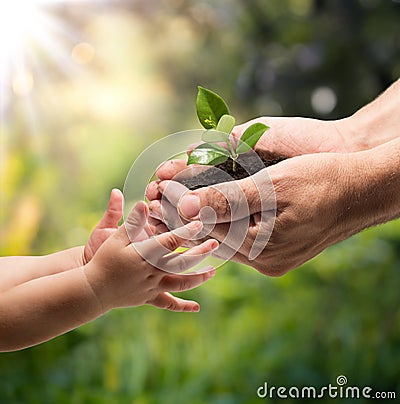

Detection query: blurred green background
xmin=1 ymin=0 xmax=400 ymax=403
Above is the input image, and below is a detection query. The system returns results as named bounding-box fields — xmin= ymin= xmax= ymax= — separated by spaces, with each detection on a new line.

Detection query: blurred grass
xmin=1 ymin=1 xmax=400 ymax=403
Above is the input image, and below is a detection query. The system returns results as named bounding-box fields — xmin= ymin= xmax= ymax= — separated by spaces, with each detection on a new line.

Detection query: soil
xmin=178 ymin=151 xmax=286 ymax=190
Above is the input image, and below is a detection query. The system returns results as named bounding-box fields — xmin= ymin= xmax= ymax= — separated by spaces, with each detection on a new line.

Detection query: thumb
xmin=97 ymin=188 xmax=124 ymax=229
xmin=177 ymin=169 xmax=275 ymax=224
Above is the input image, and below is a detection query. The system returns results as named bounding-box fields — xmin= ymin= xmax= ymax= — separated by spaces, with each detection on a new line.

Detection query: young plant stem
xmin=226 ymin=139 xmax=237 ymax=159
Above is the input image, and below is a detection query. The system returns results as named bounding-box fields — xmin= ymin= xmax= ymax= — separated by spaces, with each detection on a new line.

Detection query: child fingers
xmin=133 ymin=221 xmax=203 ymax=263
xmin=148 ymin=199 xmax=165 ymax=221
xmin=147 ymin=217 xmax=173 ymax=239
xmin=98 ymin=188 xmax=124 ymax=229
xmin=132 ymin=228 xmax=150 ymax=242
xmin=157 ymin=239 xmax=219 ymax=273
xmin=118 ymin=201 xmax=148 ymax=244
xmin=159 ymin=266 xmax=216 ymax=292
xmin=149 ymin=292 xmax=200 ymax=312
xmin=148 ymin=198 xmax=186 ymax=229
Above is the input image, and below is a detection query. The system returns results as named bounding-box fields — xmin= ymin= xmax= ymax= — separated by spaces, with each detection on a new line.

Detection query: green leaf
xmin=201 ymin=129 xmax=230 ymax=144
xmin=196 ymin=86 xmax=230 ymax=130
xmin=187 ymin=143 xmax=229 ymax=166
xmin=236 ymin=123 xmax=269 ymax=154
xmin=216 ymin=114 xmax=236 ymax=134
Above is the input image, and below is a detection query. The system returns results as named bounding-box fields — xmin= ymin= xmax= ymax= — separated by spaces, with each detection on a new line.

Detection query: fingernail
xmin=157 ymin=181 xmax=168 ymax=193
xmin=207 ymin=268 xmax=216 ymax=278
xmin=192 ymin=304 xmax=200 ymax=312
xmin=209 ymin=240 xmax=219 ymax=250
xmin=179 ymin=194 xmax=200 ymax=218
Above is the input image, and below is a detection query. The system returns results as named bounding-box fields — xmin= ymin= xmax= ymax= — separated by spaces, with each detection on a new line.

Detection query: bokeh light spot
xmin=71 ymin=42 xmax=96 ymax=65
xmin=311 ymin=86 xmax=337 ymax=115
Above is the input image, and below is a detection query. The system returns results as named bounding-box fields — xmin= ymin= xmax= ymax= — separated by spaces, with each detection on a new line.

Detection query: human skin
xmin=0 ymin=192 xmax=217 ymax=351
xmin=0 ymin=189 xmax=125 ymax=291
xmin=146 ymin=80 xmax=400 ymax=275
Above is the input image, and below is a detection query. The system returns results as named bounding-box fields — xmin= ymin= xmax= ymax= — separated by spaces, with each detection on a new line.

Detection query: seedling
xmin=187 ymin=86 xmax=269 ymax=171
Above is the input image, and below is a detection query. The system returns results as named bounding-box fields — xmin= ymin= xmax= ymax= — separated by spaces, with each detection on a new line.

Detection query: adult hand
xmin=231 ymin=79 xmax=400 ymax=159
xmin=147 ymin=138 xmax=400 ymax=276
xmin=146 ymin=114 xmax=351 ymax=206
xmin=232 ymin=116 xmax=350 ymax=158
xmin=145 ymin=114 xmax=350 ymax=250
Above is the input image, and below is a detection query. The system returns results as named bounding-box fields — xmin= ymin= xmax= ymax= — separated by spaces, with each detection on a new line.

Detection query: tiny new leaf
xmin=236 ymin=123 xmax=269 ymax=154
xmin=201 ymin=129 xmax=230 ymax=144
xmin=196 ymin=86 xmax=230 ymax=130
xmin=187 ymin=143 xmax=229 ymax=166
xmin=216 ymin=114 xmax=236 ymax=134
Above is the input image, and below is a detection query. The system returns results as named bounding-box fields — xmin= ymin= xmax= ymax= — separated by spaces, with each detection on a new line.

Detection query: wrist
xmin=339 ymin=111 xmax=385 ymax=152
xmin=82 ymin=261 xmax=112 ymax=314
xmin=340 ymin=80 xmax=400 ymax=152
xmin=339 ymin=139 xmax=400 ymax=237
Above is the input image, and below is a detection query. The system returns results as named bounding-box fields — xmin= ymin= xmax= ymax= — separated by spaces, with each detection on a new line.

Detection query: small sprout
xmin=216 ymin=114 xmax=235 ymax=134
xmin=189 ymin=86 xmax=269 ymax=171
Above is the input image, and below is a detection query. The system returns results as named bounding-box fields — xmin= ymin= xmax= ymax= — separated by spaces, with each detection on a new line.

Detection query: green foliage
xmin=201 ymin=129 xmax=230 ymax=144
xmin=187 ymin=143 xmax=229 ymax=166
xmin=1 ymin=1 xmax=400 ymax=403
xmin=216 ymin=114 xmax=236 ymax=134
xmin=196 ymin=86 xmax=230 ymax=129
xmin=190 ymin=87 xmax=269 ymax=169
xmin=236 ymin=122 xmax=270 ymax=154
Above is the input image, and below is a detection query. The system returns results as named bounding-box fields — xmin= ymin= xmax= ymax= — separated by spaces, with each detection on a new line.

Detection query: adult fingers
xmin=208 ymin=211 xmax=275 ymax=260
xmin=156 ymin=159 xmax=189 ymax=181
xmin=157 ymin=180 xmax=188 ymax=207
xmin=149 ymin=292 xmax=200 ymax=312
xmin=156 ymin=159 xmax=210 ymax=183
xmin=145 ymin=180 xmax=161 ymax=201
xmin=176 ymin=169 xmax=276 ymax=224
xmin=157 ymin=239 xmax=219 ymax=273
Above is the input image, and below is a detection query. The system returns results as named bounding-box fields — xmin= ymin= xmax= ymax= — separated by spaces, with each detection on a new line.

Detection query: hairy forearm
xmin=0 ymin=266 xmax=103 ymax=351
xmin=341 ymin=79 xmax=400 ymax=152
xmin=0 ymin=246 xmax=85 ymax=292
xmin=339 ymin=137 xmax=400 ymax=239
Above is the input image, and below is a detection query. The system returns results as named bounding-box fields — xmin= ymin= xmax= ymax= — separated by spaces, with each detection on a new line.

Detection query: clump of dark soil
xmin=178 ymin=151 xmax=286 ymax=190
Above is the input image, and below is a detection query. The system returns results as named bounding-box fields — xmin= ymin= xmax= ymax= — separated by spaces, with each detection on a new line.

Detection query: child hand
xmin=83 ymin=189 xmax=124 ymax=265
xmin=84 ymin=201 xmax=218 ymax=313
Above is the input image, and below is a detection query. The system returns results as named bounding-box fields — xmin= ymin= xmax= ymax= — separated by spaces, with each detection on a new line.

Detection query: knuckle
xmin=165 ymin=301 xmax=177 ymax=311
xmin=179 ymin=279 xmax=190 ymax=291
xmin=163 ymin=234 xmax=181 ymax=252
xmin=176 ymin=257 xmax=188 ymax=273
xmin=125 ymin=212 xmax=143 ymax=230
xmin=208 ymin=187 xmax=231 ymax=218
